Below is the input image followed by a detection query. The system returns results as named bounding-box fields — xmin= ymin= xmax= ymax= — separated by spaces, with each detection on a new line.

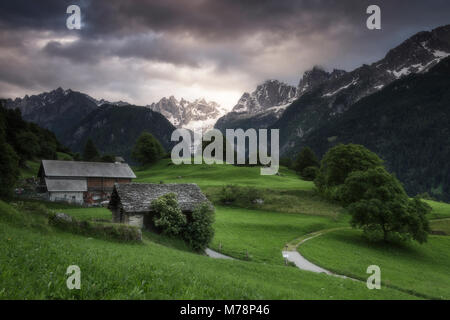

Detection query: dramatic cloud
xmin=0 ymin=0 xmax=449 ymax=108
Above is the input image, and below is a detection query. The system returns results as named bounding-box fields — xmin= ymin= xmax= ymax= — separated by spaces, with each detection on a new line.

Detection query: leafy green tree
xmin=82 ymin=138 xmax=100 ymax=161
xmin=315 ymin=144 xmax=383 ymax=196
xmin=340 ymin=167 xmax=430 ymax=243
xmin=151 ymin=193 xmax=187 ymax=236
xmin=294 ymin=147 xmax=319 ymax=177
xmin=338 ymin=167 xmax=406 ymax=206
xmin=131 ymin=132 xmax=165 ymax=165
xmin=183 ymin=203 xmax=215 ymax=251
xmin=348 ymin=196 xmax=430 ymax=243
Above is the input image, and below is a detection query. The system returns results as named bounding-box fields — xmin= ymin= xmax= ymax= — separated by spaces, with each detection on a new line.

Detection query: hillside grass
xmin=5 ymin=158 xmax=450 ymax=299
xmin=0 ymin=200 xmax=414 ymax=300
xmin=211 ymin=206 xmax=348 ymax=264
xmin=424 ymin=200 xmax=450 ymax=219
xmin=134 ymin=159 xmax=313 ymax=190
xmin=20 ymin=161 xmax=41 ymax=179
xmin=430 ymin=219 xmax=450 ymax=235
xmin=299 ymin=229 xmax=450 ymax=299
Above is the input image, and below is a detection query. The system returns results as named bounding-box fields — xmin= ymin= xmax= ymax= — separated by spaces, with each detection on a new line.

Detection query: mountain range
xmin=2 ymin=24 xmax=450 ymax=199
xmin=2 ymin=88 xmax=176 ymax=160
xmin=217 ymin=24 xmax=450 ymax=147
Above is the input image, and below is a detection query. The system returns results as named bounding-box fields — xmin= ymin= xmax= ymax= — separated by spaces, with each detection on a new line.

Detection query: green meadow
xmin=3 ymin=159 xmax=450 ymax=299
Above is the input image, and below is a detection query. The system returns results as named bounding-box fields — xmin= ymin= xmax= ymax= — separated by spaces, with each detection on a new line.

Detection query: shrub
xmin=183 ymin=203 xmax=215 ymax=251
xmin=280 ymin=157 xmax=293 ymax=169
xmin=151 ymin=193 xmax=186 ymax=236
xmin=219 ymin=185 xmax=263 ymax=205
xmin=294 ymin=147 xmax=319 ymax=175
xmin=301 ymin=166 xmax=319 ymax=181
xmin=48 ymin=213 xmax=142 ymax=242
xmin=219 ymin=185 xmax=240 ymax=204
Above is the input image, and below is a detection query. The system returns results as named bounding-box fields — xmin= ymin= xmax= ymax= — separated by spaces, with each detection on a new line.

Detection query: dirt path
xmin=205 ymin=248 xmax=234 ymax=260
xmin=282 ymin=228 xmax=359 ymax=281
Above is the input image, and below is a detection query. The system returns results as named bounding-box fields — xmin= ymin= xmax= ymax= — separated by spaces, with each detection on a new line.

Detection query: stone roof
xmin=111 ymin=183 xmax=210 ymax=213
xmin=45 ymin=178 xmax=87 ymax=192
xmin=40 ymin=160 xmax=136 ymax=179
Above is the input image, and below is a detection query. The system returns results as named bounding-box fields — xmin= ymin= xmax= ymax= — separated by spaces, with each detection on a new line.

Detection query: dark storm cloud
xmin=0 ymin=0 xmax=449 ymax=106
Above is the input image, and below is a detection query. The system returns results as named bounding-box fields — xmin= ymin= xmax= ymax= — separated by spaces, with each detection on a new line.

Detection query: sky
xmin=0 ymin=0 xmax=449 ymax=109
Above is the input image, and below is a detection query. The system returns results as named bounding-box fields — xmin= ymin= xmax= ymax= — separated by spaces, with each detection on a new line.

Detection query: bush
xmin=48 ymin=213 xmax=142 ymax=242
xmin=183 ymin=203 xmax=215 ymax=251
xmin=294 ymin=147 xmax=319 ymax=175
xmin=219 ymin=185 xmax=263 ymax=205
xmin=301 ymin=166 xmax=319 ymax=181
xmin=280 ymin=157 xmax=293 ymax=169
xmin=151 ymin=193 xmax=187 ymax=236
xmin=219 ymin=185 xmax=239 ymax=204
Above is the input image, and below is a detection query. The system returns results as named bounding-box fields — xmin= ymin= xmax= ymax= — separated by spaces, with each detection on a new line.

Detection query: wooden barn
xmin=38 ymin=160 xmax=136 ymax=205
xmin=108 ymin=183 xmax=210 ymax=228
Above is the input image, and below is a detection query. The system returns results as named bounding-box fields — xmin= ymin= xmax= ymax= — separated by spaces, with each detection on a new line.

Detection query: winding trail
xmin=282 ymin=227 xmax=359 ymax=281
xmin=205 ymin=248 xmax=234 ymax=260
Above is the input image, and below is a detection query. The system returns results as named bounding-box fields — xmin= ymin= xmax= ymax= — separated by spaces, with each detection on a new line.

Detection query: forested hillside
xmin=0 ymin=102 xmax=69 ymax=197
xmin=61 ymin=104 xmax=176 ymax=161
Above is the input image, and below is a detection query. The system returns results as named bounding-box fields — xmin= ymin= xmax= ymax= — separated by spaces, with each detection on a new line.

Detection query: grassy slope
xmin=0 ymin=201 xmax=412 ymax=300
xmin=211 ymin=206 xmax=347 ymax=264
xmin=6 ymin=159 xmax=450 ymax=299
xmin=134 ymin=159 xmax=313 ymax=190
xmin=424 ymin=200 xmax=450 ymax=219
xmin=299 ymin=229 xmax=450 ymax=299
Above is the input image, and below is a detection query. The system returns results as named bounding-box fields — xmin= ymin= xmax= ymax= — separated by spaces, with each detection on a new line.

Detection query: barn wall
xmin=87 ymin=178 xmax=132 ymax=191
xmin=49 ymin=191 xmax=84 ymax=204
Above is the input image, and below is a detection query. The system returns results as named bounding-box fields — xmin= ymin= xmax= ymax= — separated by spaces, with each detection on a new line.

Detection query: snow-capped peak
xmin=147 ymin=96 xmax=226 ymax=131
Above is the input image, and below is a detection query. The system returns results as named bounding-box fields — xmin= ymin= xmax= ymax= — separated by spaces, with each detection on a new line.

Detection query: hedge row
xmin=49 ymin=213 xmax=142 ymax=242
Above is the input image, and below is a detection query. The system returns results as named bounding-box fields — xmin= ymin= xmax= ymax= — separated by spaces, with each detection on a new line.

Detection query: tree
xmin=15 ymin=131 xmax=40 ymax=162
xmin=294 ymin=147 xmax=319 ymax=177
xmin=315 ymin=144 xmax=383 ymax=197
xmin=341 ymin=167 xmax=430 ymax=243
xmin=0 ymin=142 xmax=20 ymax=198
xmin=100 ymin=154 xmax=115 ymax=163
xmin=82 ymin=138 xmax=100 ymax=161
xmin=338 ymin=167 xmax=406 ymax=206
xmin=131 ymin=132 xmax=165 ymax=165
xmin=151 ymin=193 xmax=187 ymax=236
xmin=183 ymin=203 xmax=215 ymax=251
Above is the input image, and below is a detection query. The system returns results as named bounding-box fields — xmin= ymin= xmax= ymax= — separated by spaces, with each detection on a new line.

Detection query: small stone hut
xmin=108 ymin=183 xmax=211 ymax=228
